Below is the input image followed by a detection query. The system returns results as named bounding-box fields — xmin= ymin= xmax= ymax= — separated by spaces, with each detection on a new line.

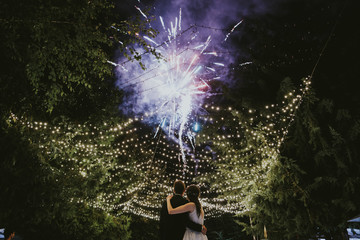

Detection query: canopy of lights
xmin=8 ymin=8 xmax=312 ymax=220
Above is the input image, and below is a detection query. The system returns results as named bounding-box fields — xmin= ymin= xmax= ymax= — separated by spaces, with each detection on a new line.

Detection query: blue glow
xmin=193 ymin=122 xmax=200 ymax=132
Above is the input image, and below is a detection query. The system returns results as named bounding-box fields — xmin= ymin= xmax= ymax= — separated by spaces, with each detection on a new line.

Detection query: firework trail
xmin=239 ymin=61 xmax=252 ymax=66
xmin=224 ymin=20 xmax=243 ymax=42
xmin=135 ymin=5 xmax=148 ymax=20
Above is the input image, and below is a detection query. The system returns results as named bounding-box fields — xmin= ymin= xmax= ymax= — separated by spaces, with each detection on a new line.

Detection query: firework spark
xmin=224 ymin=19 xmax=243 ymax=42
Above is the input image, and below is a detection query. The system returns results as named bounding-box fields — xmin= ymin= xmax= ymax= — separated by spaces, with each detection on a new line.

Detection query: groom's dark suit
xmin=160 ymin=194 xmax=202 ymax=240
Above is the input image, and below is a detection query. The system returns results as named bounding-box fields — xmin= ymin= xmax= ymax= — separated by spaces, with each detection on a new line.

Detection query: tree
xmin=0 ymin=0 xmax=158 ymax=238
xmin=0 ymin=0 xmax=157 ymax=117
xmin=0 ymin=119 xmax=133 ymax=240
xmin=200 ymin=75 xmax=360 ymax=239
xmin=202 ymin=0 xmax=360 ymax=239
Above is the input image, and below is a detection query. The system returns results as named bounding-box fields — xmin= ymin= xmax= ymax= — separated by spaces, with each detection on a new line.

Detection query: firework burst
xmin=117 ymin=8 xmax=231 ymax=163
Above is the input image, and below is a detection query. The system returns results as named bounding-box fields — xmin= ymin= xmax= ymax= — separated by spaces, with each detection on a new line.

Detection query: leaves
xmin=0 ymin=0 xmax=161 ymax=239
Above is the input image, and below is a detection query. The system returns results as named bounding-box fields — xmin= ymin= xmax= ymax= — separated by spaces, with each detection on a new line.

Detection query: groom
xmin=160 ymin=180 xmax=207 ymax=240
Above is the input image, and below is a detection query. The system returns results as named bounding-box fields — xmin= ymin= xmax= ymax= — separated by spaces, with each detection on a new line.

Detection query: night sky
xmin=116 ymin=0 xmax=360 ymax=110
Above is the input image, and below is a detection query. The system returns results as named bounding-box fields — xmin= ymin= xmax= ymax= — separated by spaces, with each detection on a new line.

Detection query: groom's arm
xmin=185 ymin=217 xmax=203 ymax=232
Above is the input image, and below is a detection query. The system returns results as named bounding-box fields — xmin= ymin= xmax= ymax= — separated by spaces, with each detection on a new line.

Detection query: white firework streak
xmin=224 ymin=19 xmax=243 ymax=42
xmin=135 ymin=5 xmax=148 ymax=20
xmin=239 ymin=61 xmax=252 ymax=66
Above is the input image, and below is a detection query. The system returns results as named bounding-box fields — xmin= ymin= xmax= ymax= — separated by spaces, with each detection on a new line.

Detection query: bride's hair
xmin=186 ymin=185 xmax=202 ymax=217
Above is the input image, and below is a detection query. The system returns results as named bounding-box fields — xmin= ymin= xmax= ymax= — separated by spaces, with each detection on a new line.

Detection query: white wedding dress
xmin=183 ymin=208 xmax=208 ymax=240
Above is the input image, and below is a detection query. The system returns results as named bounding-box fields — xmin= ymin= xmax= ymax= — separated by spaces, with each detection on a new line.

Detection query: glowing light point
xmin=193 ymin=122 xmax=201 ymax=132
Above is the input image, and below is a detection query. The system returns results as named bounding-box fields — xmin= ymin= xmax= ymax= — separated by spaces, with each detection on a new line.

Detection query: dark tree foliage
xmin=246 ymin=84 xmax=360 ymax=239
xmin=209 ymin=0 xmax=360 ymax=239
xmin=0 ymin=0 xmax=156 ymax=239
xmin=0 ymin=0 xmax=156 ymax=119
xmin=128 ymin=214 xmax=159 ymax=240
xmin=0 ymin=120 xmax=132 ymax=240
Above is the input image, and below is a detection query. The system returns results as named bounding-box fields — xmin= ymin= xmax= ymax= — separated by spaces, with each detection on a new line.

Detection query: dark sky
xmin=118 ymin=0 xmax=360 ymax=108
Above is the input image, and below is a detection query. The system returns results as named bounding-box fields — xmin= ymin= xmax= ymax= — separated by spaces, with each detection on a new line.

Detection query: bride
xmin=167 ymin=185 xmax=208 ymax=240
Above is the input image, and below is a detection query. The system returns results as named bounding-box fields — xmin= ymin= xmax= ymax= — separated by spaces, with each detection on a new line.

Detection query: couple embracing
xmin=160 ymin=180 xmax=208 ymax=240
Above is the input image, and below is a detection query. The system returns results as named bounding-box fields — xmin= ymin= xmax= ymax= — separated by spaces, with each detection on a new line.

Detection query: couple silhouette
xmin=160 ymin=180 xmax=208 ymax=240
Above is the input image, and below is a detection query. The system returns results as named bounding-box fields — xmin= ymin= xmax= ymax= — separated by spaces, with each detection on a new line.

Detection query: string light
xmin=9 ymin=77 xmax=311 ymax=220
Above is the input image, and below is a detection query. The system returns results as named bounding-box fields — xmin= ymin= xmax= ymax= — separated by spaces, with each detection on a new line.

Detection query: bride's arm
xmin=166 ymin=195 xmax=195 ymax=214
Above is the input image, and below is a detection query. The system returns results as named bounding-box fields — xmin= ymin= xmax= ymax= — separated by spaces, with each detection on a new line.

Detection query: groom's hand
xmin=201 ymin=225 xmax=207 ymax=235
